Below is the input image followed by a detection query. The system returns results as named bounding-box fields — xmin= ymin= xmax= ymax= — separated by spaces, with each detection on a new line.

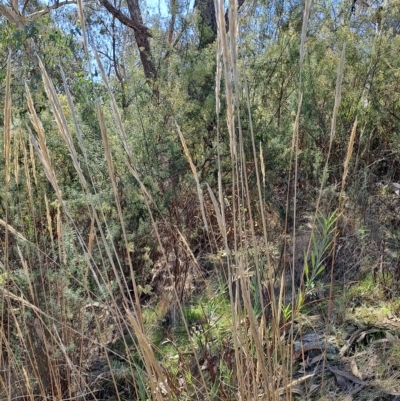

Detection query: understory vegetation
xmin=1 ymin=0 xmax=400 ymax=400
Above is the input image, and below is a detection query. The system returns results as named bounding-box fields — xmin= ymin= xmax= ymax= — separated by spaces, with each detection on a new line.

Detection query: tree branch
xmin=98 ymin=0 xmax=152 ymax=37
xmin=21 ymin=0 xmax=30 ymax=14
xmin=0 ymin=5 xmax=21 ymax=26
xmin=0 ymin=1 xmax=78 ymax=26
xmin=163 ymin=18 xmax=191 ymax=61
xmin=27 ymin=1 xmax=78 ymax=21
xmin=168 ymin=0 xmax=176 ymax=43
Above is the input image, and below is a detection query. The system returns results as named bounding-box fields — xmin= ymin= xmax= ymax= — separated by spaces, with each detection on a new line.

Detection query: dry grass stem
xmin=176 ymin=121 xmax=209 ymax=231
xmin=4 ymin=51 xmax=11 ymax=185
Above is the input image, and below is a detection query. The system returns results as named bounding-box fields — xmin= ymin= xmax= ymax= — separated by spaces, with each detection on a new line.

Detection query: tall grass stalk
xmin=4 ymin=51 xmax=11 ymax=186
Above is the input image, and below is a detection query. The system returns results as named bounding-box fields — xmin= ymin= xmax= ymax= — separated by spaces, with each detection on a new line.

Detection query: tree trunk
xmin=194 ymin=0 xmax=246 ymax=49
xmin=194 ymin=0 xmax=218 ymax=48
xmin=126 ymin=0 xmax=157 ymax=81
xmin=98 ymin=0 xmax=157 ymax=83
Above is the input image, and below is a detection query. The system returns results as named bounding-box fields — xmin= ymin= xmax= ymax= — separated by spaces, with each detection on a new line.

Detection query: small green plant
xmin=304 ymin=210 xmax=338 ymax=294
xmin=282 ymin=303 xmax=293 ymax=322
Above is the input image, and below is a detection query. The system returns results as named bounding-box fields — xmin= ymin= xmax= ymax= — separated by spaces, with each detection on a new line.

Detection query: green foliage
xmin=304 ymin=211 xmax=338 ymax=294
